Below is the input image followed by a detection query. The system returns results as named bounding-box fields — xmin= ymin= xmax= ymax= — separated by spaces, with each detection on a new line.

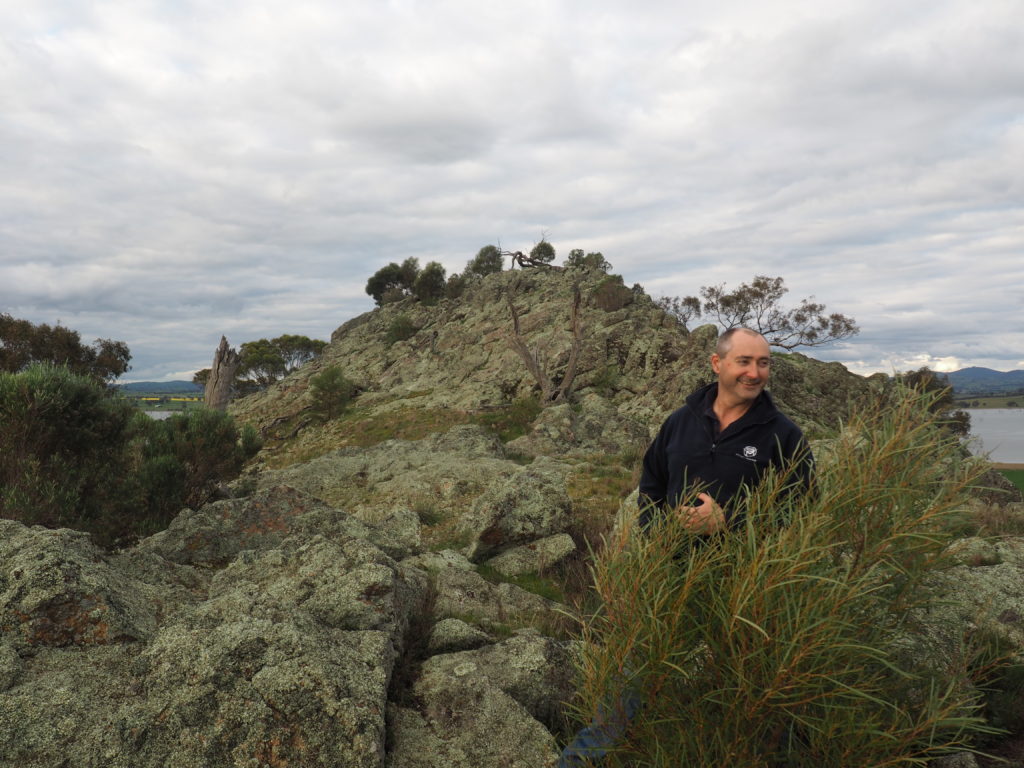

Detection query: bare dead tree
xmin=505 ymin=281 xmax=583 ymax=404
xmin=204 ymin=336 xmax=240 ymax=411
xmin=501 ymin=249 xmax=564 ymax=270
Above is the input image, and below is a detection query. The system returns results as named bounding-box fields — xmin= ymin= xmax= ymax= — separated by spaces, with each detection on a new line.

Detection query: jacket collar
xmin=685 ymin=381 xmax=779 ymax=426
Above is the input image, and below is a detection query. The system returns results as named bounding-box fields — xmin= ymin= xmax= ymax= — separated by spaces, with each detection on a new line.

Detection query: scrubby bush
xmin=0 ymin=364 xmax=260 ymax=547
xmin=530 ymin=239 xmax=556 ymax=264
xmin=309 ymin=366 xmax=357 ymax=420
xmin=467 ymin=245 xmax=504 ymax=277
xmin=413 ymin=261 xmax=447 ymax=305
xmin=565 ymin=249 xmax=612 ymax=273
xmin=591 ymin=275 xmax=634 ymax=312
xmin=0 ymin=363 xmax=137 ymax=536
xmin=570 ymin=388 xmax=998 ymax=766
xmin=386 ymin=314 xmax=417 ymax=346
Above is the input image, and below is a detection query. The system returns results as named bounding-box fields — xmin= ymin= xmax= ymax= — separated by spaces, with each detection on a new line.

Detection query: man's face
xmin=710 ymin=331 xmax=772 ymax=406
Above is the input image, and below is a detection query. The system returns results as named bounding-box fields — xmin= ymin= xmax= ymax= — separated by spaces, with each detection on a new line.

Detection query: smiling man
xmin=638 ymin=326 xmax=813 ymax=533
xmin=558 ymin=327 xmax=815 ymax=767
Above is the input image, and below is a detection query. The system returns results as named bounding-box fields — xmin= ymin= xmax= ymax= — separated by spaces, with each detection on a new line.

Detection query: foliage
xmin=413 ymin=261 xmax=447 ymax=305
xmin=385 ymin=314 xmax=417 ymax=346
xmin=565 ymin=249 xmax=612 ymax=273
xmin=199 ymin=334 xmax=326 ymax=395
xmin=467 ymin=245 xmax=504 ymax=277
xmin=309 ymin=366 xmax=357 ymax=420
xmin=366 ymin=258 xmax=420 ymax=305
xmin=131 ymin=408 xmax=261 ymax=521
xmin=0 ymin=313 xmax=131 ymax=383
xmin=897 ymin=367 xmax=971 ymax=437
xmin=664 ymin=275 xmax=858 ymax=350
xmin=238 ymin=338 xmax=288 ymax=388
xmin=570 ymin=388 xmax=996 ymax=767
xmin=998 ymin=469 xmax=1024 ymax=495
xmin=655 ymin=295 xmax=702 ymax=327
xmin=591 ymin=275 xmax=634 ymax=312
xmin=529 ymin=238 xmax=556 ymax=264
xmin=445 ymin=272 xmax=467 ymax=299
xmin=0 ymin=364 xmax=259 ymax=547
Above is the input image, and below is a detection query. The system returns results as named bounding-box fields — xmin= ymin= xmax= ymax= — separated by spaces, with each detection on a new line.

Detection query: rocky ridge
xmin=3 ymin=267 xmax=1023 ymax=766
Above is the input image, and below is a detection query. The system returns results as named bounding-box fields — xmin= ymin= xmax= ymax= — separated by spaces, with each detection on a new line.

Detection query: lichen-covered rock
xmin=137 ymin=484 xmax=418 ymax=563
xmin=387 ymin=630 xmax=573 ymax=767
xmin=253 ymin=427 xmax=519 ymax=529
xmin=483 ymin=534 xmax=577 ymax=577
xmin=463 ymin=462 xmax=573 ymax=562
xmin=504 ymin=394 xmax=650 ymax=459
xmin=430 ymin=562 xmax=563 ymax=633
xmin=426 ymin=618 xmax=491 ymax=655
xmin=419 ymin=631 xmax=574 ymax=731
xmin=0 ymin=521 xmax=170 ymax=648
xmin=926 ymin=538 xmax=1024 ymax=654
xmin=0 ymin=642 xmax=21 ymax=692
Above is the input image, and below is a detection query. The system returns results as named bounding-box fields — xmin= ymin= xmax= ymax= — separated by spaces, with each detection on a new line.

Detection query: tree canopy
xmin=194 ymin=334 xmax=326 ymax=395
xmin=0 ymin=313 xmax=131 ymax=383
xmin=659 ymin=275 xmax=859 ymax=350
xmin=466 ymin=245 xmax=504 ymax=277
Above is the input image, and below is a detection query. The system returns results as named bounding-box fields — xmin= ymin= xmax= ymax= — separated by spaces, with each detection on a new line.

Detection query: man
xmin=559 ymin=327 xmax=813 ymax=767
xmin=639 ymin=326 xmax=813 ymax=532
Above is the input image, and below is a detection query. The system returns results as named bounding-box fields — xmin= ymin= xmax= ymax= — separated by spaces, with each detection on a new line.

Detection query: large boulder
xmin=462 ymin=461 xmax=574 ymax=563
xmin=386 ymin=631 xmax=570 ymax=768
xmin=0 ymin=521 xmax=190 ymax=649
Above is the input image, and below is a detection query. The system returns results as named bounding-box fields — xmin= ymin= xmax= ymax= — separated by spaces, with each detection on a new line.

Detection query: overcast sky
xmin=2 ymin=0 xmax=1022 ymax=382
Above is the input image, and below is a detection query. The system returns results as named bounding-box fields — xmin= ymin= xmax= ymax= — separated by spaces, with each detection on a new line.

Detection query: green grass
xmin=999 ymin=469 xmax=1024 ymax=494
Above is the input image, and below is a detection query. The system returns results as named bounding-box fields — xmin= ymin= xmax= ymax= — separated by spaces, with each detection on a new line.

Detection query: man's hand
xmin=676 ymin=493 xmax=725 ymax=534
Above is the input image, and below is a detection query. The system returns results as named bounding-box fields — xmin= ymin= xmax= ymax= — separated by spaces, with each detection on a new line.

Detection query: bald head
xmin=716 ymin=327 xmax=767 ymax=358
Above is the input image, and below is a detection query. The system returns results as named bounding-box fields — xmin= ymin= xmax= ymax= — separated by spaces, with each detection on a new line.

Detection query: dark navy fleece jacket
xmin=638 ymin=382 xmax=813 ymax=529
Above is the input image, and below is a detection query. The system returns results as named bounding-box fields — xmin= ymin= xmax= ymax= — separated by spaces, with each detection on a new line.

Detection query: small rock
xmin=427 ymin=619 xmax=491 ymax=655
xmin=484 ymin=534 xmax=577 ymax=577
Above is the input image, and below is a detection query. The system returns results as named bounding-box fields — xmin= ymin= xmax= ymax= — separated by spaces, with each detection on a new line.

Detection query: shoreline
xmin=991 ymin=462 xmax=1024 ymax=471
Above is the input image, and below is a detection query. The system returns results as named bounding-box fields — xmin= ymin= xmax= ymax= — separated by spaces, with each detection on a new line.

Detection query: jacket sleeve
xmin=638 ymin=414 xmax=673 ymax=529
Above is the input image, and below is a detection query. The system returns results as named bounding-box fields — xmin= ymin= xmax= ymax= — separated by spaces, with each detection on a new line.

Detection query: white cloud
xmin=1 ymin=0 xmax=1022 ymax=380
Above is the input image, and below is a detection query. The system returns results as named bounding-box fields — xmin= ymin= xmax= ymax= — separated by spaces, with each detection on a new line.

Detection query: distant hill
xmin=119 ymin=380 xmax=203 ymax=394
xmin=946 ymin=367 xmax=1024 ymax=395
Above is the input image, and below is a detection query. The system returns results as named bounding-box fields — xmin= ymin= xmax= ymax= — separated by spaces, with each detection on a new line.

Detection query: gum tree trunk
xmin=204 ymin=336 xmax=240 ymax=411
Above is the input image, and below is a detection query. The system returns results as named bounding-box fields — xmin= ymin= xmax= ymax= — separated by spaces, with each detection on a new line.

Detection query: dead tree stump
xmin=204 ymin=336 xmax=240 ymax=411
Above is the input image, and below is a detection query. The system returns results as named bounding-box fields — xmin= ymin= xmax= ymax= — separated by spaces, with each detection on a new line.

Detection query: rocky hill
xmin=2 ymin=267 xmax=1023 ymax=767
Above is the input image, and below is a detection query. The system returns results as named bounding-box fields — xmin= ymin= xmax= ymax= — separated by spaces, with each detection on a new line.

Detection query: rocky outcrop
xmin=229 ymin=269 xmax=877 ymax=462
xmin=0 ymin=486 xmax=574 ymax=767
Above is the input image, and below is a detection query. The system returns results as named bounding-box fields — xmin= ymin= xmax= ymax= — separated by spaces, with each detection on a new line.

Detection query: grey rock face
xmin=483 ymin=534 xmax=577 ymax=577
xmin=426 ymin=618 xmax=492 ymax=655
xmin=463 ymin=462 xmax=574 ymax=562
xmin=0 ymin=521 xmax=172 ymax=649
xmin=386 ymin=632 xmax=573 ymax=768
xmin=0 ymin=480 xmax=573 ymax=768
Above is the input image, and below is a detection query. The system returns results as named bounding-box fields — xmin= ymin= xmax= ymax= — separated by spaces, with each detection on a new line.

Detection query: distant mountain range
xmin=945 ymin=367 xmax=1024 ymax=395
xmin=119 ymin=380 xmax=203 ymax=394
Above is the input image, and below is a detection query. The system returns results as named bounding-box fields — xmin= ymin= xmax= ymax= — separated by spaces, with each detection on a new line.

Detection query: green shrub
xmin=591 ymin=275 xmax=633 ymax=312
xmin=570 ymin=389 xmax=998 ymax=766
xmin=309 ymin=366 xmax=357 ymax=420
xmin=386 ymin=314 xmax=417 ymax=346
xmin=473 ymin=396 xmax=542 ymax=442
xmin=0 ymin=364 xmax=260 ymax=547
xmin=0 ymin=363 xmax=137 ymax=537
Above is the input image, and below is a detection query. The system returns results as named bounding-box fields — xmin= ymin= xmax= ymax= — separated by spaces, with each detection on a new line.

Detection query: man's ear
xmin=710 ymin=353 xmax=721 ymax=374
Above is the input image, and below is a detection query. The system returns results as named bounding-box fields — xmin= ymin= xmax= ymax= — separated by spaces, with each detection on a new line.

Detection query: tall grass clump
xmin=570 ymin=388 xmax=998 ymax=767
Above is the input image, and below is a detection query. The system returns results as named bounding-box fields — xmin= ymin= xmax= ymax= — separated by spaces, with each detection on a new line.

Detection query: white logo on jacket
xmin=742 ymin=445 xmax=758 ymax=459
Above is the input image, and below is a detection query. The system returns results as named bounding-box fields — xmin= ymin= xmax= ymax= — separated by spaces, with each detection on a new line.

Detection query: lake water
xmin=965 ymin=409 xmax=1024 ymax=463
